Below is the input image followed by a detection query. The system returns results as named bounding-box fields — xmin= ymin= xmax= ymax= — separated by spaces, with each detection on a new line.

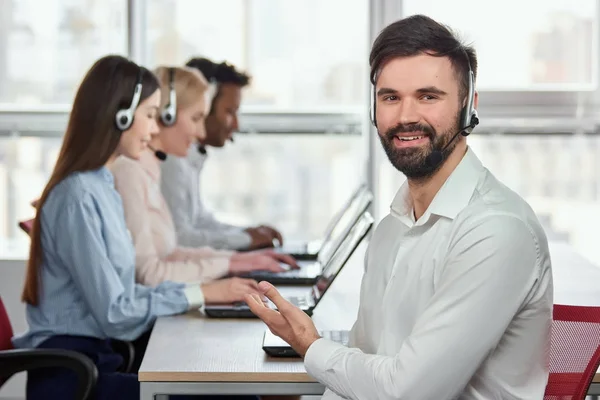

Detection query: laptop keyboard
xmin=245 ymin=262 xmax=320 ymax=279
xmin=234 ymin=295 xmax=310 ymax=309
xmin=287 ymin=295 xmax=309 ymax=308
xmin=321 ymin=330 xmax=350 ymax=346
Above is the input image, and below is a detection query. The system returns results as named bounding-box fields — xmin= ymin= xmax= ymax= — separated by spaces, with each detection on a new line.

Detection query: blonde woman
xmin=111 ymin=66 xmax=297 ymax=305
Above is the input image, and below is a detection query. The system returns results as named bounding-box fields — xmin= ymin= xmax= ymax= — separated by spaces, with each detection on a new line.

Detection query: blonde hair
xmin=153 ymin=66 xmax=209 ymax=111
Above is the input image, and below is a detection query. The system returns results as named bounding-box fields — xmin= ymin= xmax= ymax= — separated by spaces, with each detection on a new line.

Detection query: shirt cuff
xmin=304 ymin=338 xmax=347 ymax=380
xmin=183 ymin=284 xmax=205 ymax=309
xmin=208 ymin=256 xmax=232 ymax=280
xmin=215 ymin=249 xmax=236 ymax=258
xmin=230 ymin=231 xmax=252 ymax=250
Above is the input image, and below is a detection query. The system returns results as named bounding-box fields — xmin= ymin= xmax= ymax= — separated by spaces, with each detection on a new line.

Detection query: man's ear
xmin=473 ymin=90 xmax=479 ymax=110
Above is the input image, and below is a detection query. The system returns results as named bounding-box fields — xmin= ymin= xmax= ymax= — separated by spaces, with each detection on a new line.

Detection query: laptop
xmin=262 ymin=329 xmax=350 ymax=357
xmin=240 ymin=186 xmax=372 ymax=285
xmin=203 ymin=211 xmax=374 ymax=319
xmin=241 ymin=191 xmax=370 ymax=285
xmin=276 ymin=184 xmax=372 ymax=260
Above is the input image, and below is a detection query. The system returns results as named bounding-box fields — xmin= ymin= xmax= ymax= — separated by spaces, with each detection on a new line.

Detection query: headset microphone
xmin=148 ymin=145 xmax=167 ymax=161
xmin=197 ymin=144 xmax=207 ymax=155
xmin=425 ymin=113 xmax=479 ymax=167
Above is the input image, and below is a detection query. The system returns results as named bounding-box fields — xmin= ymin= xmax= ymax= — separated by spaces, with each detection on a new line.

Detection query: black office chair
xmin=110 ymin=339 xmax=135 ymax=373
xmin=0 ymin=348 xmax=98 ymax=400
xmin=0 ymin=296 xmax=97 ymax=400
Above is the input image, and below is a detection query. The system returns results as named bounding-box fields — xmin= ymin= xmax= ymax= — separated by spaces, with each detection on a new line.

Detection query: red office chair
xmin=0 ymin=296 xmax=97 ymax=400
xmin=544 ymin=304 xmax=600 ymax=400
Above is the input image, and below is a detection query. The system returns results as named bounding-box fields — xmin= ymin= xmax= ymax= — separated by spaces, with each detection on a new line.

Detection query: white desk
xmin=139 ymin=242 xmax=364 ymax=399
xmin=139 ymin=241 xmax=600 ymax=398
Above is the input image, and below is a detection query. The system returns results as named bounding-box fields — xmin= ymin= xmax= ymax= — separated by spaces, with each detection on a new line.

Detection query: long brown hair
xmin=22 ymin=55 xmax=160 ymax=305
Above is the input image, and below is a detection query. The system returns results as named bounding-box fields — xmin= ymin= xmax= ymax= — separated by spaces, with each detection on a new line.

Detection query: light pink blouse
xmin=111 ymin=150 xmax=233 ymax=287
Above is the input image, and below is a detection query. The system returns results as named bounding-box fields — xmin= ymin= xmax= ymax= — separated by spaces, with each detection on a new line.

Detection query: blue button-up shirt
xmin=13 ymin=167 xmax=191 ymax=349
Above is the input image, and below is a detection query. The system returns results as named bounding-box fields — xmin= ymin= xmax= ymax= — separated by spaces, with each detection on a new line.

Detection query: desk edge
xmin=138 ymin=371 xmax=317 ymax=383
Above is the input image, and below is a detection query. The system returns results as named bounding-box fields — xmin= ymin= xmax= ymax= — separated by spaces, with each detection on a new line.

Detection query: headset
xmin=369 ymin=47 xmax=479 ymax=135
xmin=160 ymin=67 xmax=177 ymax=126
xmin=115 ymin=68 xmax=143 ymax=131
xmin=458 ymin=48 xmax=479 ymax=136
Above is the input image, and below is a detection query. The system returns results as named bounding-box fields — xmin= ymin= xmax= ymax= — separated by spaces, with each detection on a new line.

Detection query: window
xmin=0 ymin=134 xmax=364 ymax=255
xmin=0 ymin=0 xmax=128 ymax=106
xmin=376 ymin=134 xmax=600 ymax=266
xmin=403 ymin=0 xmax=598 ymax=91
xmin=0 ymin=135 xmax=61 ymax=256
xmin=146 ymin=0 xmax=370 ymax=110
xmin=201 ymin=134 xmax=365 ymax=241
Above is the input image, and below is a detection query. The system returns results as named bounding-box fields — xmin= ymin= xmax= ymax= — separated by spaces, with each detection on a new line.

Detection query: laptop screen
xmin=312 ymin=211 xmax=374 ymax=303
xmin=317 ymin=186 xmax=372 ymax=265
xmin=320 ymin=184 xmax=366 ymax=238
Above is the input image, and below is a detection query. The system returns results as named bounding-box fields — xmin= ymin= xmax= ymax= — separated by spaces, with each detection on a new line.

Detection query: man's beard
xmin=379 ymin=111 xmax=462 ymax=180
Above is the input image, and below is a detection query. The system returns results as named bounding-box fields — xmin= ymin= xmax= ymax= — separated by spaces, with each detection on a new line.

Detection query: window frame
xmin=3 ymin=0 xmax=598 ymax=134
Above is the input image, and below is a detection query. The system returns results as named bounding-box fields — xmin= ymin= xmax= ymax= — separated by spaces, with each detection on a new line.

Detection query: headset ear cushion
xmin=116 ymin=110 xmax=133 ymax=131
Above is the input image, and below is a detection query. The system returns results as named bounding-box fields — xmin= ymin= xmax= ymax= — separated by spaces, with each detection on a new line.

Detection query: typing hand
xmin=230 ymin=251 xmax=298 ymax=274
xmin=201 ymin=277 xmax=262 ymax=304
xmin=245 ymin=281 xmax=320 ymax=357
xmin=258 ymin=225 xmax=283 ymax=245
xmin=246 ymin=227 xmax=275 ymax=250
xmin=258 ymin=249 xmax=299 ymax=269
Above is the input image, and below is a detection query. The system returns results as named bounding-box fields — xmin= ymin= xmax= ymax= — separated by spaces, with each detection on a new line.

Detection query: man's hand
xmin=245 ymin=225 xmax=284 ymax=248
xmin=229 ymin=251 xmax=298 ymax=274
xmin=245 ymin=281 xmax=320 ymax=357
xmin=258 ymin=225 xmax=283 ymax=246
xmin=245 ymin=227 xmax=275 ymax=249
xmin=201 ymin=277 xmax=262 ymax=304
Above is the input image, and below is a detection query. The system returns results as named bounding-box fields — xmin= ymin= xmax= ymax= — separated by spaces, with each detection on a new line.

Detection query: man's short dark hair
xmin=369 ymin=14 xmax=477 ymax=99
xmin=185 ymin=57 xmax=251 ymax=87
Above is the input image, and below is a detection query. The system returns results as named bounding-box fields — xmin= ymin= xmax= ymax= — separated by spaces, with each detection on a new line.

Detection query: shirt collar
xmin=186 ymin=144 xmax=207 ymax=169
xmin=390 ymin=147 xmax=484 ymax=226
xmin=139 ymin=149 xmax=161 ymax=182
xmin=96 ymin=166 xmax=115 ymax=185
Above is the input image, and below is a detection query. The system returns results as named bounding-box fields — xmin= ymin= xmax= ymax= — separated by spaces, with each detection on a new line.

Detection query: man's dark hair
xmin=369 ymin=14 xmax=477 ymax=99
xmin=185 ymin=57 xmax=251 ymax=87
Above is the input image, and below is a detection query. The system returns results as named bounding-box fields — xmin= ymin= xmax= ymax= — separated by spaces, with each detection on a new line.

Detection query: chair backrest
xmin=544 ymin=304 xmax=600 ymax=400
xmin=0 ymin=297 xmax=14 ymax=352
xmin=0 ymin=296 xmax=15 ymax=388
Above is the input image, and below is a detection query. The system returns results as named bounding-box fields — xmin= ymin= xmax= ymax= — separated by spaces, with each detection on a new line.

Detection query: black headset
xmin=115 ymin=68 xmax=143 ymax=131
xmin=370 ymin=48 xmax=479 ymax=135
xmin=160 ymin=67 xmax=177 ymax=126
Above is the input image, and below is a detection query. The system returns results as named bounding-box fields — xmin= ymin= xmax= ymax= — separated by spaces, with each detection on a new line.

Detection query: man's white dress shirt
xmin=304 ymin=148 xmax=553 ymax=400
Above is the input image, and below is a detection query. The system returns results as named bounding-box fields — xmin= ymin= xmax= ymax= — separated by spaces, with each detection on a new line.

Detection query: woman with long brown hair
xmin=11 ymin=55 xmax=261 ymax=400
